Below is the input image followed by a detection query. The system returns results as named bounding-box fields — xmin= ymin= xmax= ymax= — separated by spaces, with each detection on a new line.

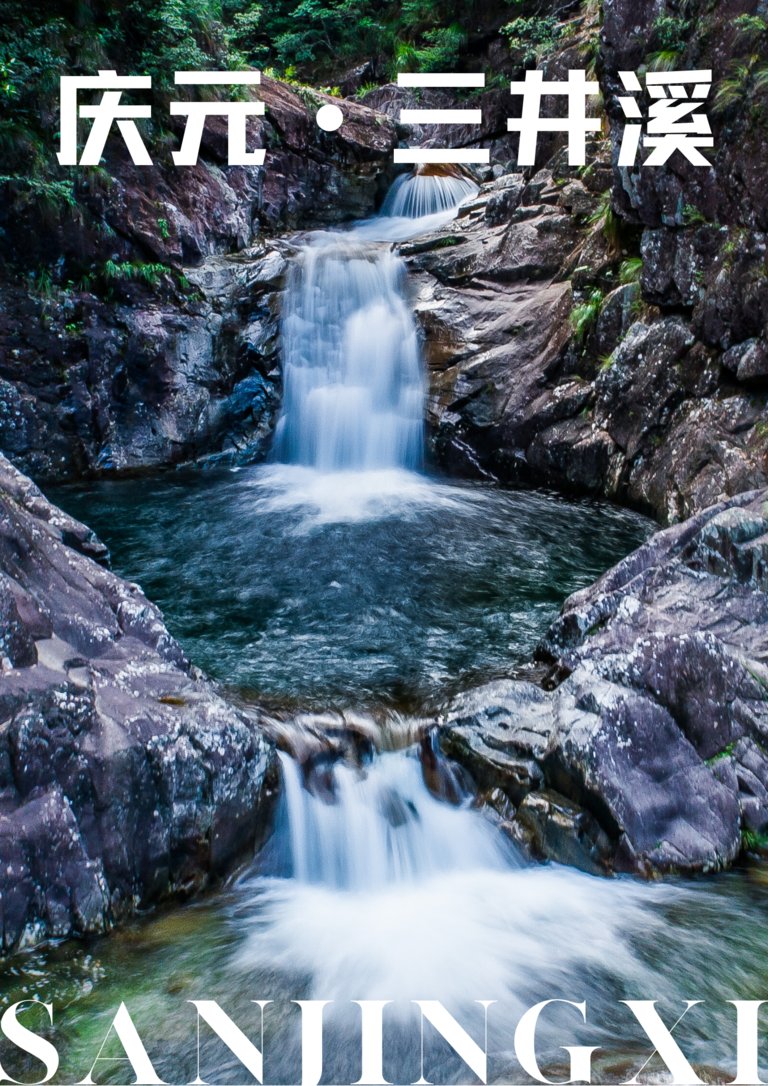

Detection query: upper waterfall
xmin=381 ymin=170 xmax=479 ymax=219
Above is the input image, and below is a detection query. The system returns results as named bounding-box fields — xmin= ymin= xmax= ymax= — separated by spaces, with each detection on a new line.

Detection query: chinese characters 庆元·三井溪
xmin=56 ymin=67 xmax=714 ymax=169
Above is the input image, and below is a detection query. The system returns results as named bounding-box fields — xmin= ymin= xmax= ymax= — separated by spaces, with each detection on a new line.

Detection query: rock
xmin=442 ymin=681 xmax=549 ymax=805
xmin=0 ymin=81 xmax=396 ymax=482
xmin=722 ymin=339 xmax=768 ymax=383
xmin=507 ymin=788 xmax=614 ymax=876
xmin=442 ymin=490 xmax=768 ymax=876
xmin=0 ymin=241 xmax=290 ymax=478
xmin=0 ymin=454 xmax=277 ymax=952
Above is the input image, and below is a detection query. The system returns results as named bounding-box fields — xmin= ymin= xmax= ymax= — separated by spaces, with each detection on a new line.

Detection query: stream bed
xmin=16 ymin=463 xmax=768 ymax=1085
xmin=3 ymin=177 xmax=767 ymax=1085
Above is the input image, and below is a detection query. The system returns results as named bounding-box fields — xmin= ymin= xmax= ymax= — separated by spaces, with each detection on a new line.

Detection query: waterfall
xmin=272 ymin=171 xmax=477 ymax=474
xmin=278 ymin=747 xmax=515 ymax=891
xmin=380 ymin=171 xmax=478 ymax=219
xmin=272 ymin=240 xmax=424 ymax=471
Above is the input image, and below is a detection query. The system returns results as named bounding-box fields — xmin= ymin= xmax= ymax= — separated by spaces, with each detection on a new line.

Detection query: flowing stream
xmin=14 ymin=173 xmax=768 ymax=1084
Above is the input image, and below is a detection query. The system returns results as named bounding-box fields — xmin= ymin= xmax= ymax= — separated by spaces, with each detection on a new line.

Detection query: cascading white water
xmin=380 ymin=171 xmax=478 ymax=219
xmin=278 ymin=747 xmax=515 ymax=891
xmin=272 ymin=241 xmax=424 ymax=471
xmin=272 ymin=170 xmax=477 ymax=474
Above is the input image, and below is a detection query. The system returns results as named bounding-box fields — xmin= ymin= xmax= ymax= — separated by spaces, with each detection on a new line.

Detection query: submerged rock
xmin=0 ymin=455 xmax=277 ymax=953
xmin=441 ymin=490 xmax=768 ymax=876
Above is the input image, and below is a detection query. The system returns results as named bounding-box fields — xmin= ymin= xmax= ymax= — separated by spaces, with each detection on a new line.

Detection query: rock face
xmin=0 ymin=454 xmax=277 ymax=952
xmin=0 ymin=240 xmax=294 ymax=479
xmin=0 ymin=80 xmax=396 ymax=481
xmin=411 ymin=158 xmax=768 ymax=525
xmin=395 ymin=0 xmax=768 ymax=526
xmin=442 ymin=489 xmax=768 ymax=876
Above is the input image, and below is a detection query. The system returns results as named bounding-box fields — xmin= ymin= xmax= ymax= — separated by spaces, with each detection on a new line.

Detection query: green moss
xmin=706 ymin=741 xmax=737 ymax=766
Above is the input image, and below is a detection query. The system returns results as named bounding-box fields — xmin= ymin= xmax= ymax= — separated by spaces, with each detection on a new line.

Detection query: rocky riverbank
xmin=442 ymin=487 xmax=768 ymax=876
xmin=0 ymin=80 xmax=396 ymax=481
xmin=0 ymin=454 xmax=277 ymax=953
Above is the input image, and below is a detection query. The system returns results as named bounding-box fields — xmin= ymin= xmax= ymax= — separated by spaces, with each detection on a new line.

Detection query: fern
xmin=570 ymin=289 xmax=604 ymax=342
xmin=619 ymin=257 xmax=643 ymax=285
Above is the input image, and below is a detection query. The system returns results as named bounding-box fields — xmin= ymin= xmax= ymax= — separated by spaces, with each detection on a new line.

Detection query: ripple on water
xmin=50 ymin=465 xmax=652 ymax=710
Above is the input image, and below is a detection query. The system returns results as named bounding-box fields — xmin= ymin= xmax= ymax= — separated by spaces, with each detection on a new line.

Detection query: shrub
xmin=501 ymin=15 xmax=562 ymax=66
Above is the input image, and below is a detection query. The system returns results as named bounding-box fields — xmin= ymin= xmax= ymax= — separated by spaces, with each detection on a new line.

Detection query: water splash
xmin=277 ymin=747 xmax=514 ymax=891
xmin=381 ymin=170 xmax=478 ymax=219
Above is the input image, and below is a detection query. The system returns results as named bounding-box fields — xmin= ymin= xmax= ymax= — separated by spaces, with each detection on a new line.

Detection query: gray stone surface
xmin=442 ymin=490 xmax=768 ymax=875
xmin=0 ymin=455 xmax=277 ymax=952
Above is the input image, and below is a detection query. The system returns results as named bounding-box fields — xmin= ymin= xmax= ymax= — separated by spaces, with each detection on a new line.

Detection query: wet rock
xmin=442 ymin=490 xmax=768 ymax=876
xmin=0 ymin=82 xmax=396 ymax=482
xmin=0 ymin=454 xmax=277 ymax=952
xmin=507 ymin=789 xmax=614 ymax=876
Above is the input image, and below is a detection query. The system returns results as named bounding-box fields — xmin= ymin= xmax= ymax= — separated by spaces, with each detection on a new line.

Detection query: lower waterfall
xmin=278 ymin=744 xmax=515 ymax=890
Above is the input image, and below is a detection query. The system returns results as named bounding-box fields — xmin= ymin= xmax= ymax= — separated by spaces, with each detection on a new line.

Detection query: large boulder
xmin=441 ymin=489 xmax=768 ymax=876
xmin=0 ymin=455 xmax=277 ymax=952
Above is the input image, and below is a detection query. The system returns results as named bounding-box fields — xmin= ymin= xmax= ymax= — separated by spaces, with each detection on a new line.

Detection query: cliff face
xmin=416 ymin=0 xmax=768 ymax=524
xmin=0 ymin=80 xmax=396 ymax=480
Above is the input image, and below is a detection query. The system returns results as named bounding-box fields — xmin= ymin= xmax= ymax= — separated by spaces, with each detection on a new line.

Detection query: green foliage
xmin=714 ymin=55 xmax=768 ymax=116
xmin=157 ymin=217 xmax=171 ymax=239
xmin=103 ymin=259 xmax=170 ymax=287
xmin=645 ymin=13 xmax=690 ymax=73
xmin=0 ymin=174 xmax=76 ymax=208
xmin=501 ymin=16 xmax=562 ymax=66
xmin=396 ymin=24 xmax=465 ymax=73
xmin=0 ymin=53 xmax=15 ymax=99
xmin=354 ymin=81 xmax=379 ymax=100
xmin=31 ymin=266 xmax=53 ymax=298
xmin=588 ymin=190 xmax=622 ymax=251
xmin=734 ymin=14 xmax=768 ymax=48
xmin=682 ymin=203 xmax=708 ymax=226
xmin=651 ymin=14 xmax=690 ymax=53
xmin=619 ymin=257 xmax=643 ymax=285
xmin=570 ymin=288 xmax=604 ymax=342
xmin=646 ymin=49 xmax=682 ymax=73
xmin=742 ymin=829 xmax=768 ymax=853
